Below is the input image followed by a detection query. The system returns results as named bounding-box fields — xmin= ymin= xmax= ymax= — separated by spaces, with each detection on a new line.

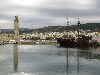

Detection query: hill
xmin=33 ymin=23 xmax=100 ymax=32
xmin=0 ymin=23 xmax=100 ymax=33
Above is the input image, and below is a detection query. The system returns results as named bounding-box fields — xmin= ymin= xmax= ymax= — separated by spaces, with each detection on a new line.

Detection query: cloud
xmin=0 ymin=0 xmax=100 ymax=29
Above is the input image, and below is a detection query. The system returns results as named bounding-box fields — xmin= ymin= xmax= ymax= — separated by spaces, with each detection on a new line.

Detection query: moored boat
xmin=56 ymin=18 xmax=99 ymax=48
xmin=56 ymin=35 xmax=92 ymax=47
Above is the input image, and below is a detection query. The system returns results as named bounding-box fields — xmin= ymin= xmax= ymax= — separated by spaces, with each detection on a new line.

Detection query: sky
xmin=0 ymin=0 xmax=100 ymax=29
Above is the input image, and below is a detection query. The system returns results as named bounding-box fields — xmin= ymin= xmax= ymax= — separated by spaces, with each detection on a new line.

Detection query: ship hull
xmin=56 ymin=38 xmax=90 ymax=48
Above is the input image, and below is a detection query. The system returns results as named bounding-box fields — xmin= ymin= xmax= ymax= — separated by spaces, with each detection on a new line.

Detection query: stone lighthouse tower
xmin=14 ymin=16 xmax=20 ymax=44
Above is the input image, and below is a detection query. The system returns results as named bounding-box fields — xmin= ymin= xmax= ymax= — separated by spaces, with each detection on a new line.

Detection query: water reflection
xmin=13 ymin=45 xmax=18 ymax=73
xmin=66 ymin=48 xmax=69 ymax=75
xmin=64 ymin=47 xmax=100 ymax=75
xmin=1 ymin=45 xmax=100 ymax=75
xmin=76 ymin=49 xmax=81 ymax=74
xmin=65 ymin=48 xmax=82 ymax=75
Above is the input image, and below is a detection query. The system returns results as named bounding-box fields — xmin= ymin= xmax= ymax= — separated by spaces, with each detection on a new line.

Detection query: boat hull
xmin=56 ymin=38 xmax=90 ymax=48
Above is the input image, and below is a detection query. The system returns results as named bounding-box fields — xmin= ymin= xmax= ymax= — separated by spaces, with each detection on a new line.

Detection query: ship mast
xmin=66 ymin=18 xmax=70 ymax=36
xmin=77 ymin=18 xmax=80 ymax=40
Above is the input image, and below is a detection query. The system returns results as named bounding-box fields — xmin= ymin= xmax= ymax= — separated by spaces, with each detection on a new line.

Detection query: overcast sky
xmin=0 ymin=0 xmax=100 ymax=29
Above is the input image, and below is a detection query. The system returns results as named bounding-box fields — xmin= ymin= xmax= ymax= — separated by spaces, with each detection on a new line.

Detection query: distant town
xmin=0 ymin=16 xmax=100 ymax=45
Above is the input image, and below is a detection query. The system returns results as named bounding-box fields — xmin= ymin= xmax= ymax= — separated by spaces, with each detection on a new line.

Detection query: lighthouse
xmin=14 ymin=16 xmax=20 ymax=44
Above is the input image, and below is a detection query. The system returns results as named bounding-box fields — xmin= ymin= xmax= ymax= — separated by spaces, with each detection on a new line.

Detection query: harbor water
xmin=0 ymin=44 xmax=100 ymax=75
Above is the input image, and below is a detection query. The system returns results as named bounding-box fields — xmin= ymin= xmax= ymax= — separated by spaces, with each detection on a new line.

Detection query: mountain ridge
xmin=1 ymin=23 xmax=100 ymax=34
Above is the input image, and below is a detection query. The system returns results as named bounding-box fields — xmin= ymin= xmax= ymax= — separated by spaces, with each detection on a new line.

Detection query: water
xmin=0 ymin=44 xmax=100 ymax=75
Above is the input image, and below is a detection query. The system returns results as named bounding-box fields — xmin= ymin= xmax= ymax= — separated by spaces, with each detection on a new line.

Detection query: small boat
xmin=6 ymin=40 xmax=17 ymax=44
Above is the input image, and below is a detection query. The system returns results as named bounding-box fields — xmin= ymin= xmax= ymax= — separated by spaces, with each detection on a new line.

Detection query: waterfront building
xmin=0 ymin=34 xmax=4 ymax=44
xmin=40 ymin=34 xmax=46 ymax=40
